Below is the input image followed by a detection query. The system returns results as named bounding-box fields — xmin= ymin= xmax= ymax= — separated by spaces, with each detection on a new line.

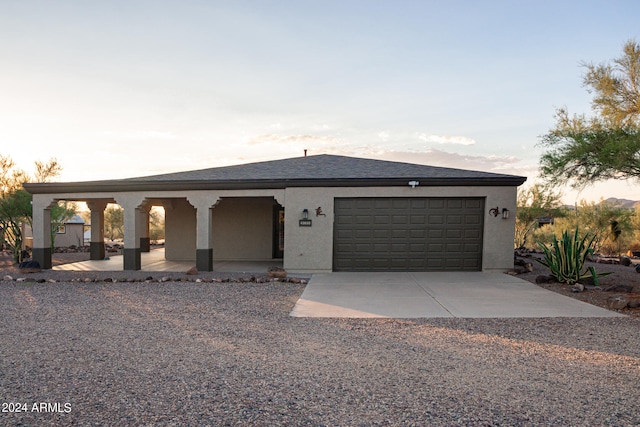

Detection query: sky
xmin=1 ymin=0 xmax=640 ymax=204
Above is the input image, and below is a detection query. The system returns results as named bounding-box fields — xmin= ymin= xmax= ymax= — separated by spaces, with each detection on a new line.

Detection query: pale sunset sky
xmin=1 ymin=0 xmax=639 ymax=203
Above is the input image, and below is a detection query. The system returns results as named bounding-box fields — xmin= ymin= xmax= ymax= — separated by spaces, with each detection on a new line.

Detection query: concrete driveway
xmin=290 ymin=272 xmax=625 ymax=318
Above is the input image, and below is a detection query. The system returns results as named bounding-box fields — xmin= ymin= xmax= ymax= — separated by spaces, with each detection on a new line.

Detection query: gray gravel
xmin=1 ymin=278 xmax=639 ymax=426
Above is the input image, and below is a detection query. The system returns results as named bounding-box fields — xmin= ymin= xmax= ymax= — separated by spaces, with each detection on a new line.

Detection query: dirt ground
xmin=1 ymin=249 xmax=639 ymax=317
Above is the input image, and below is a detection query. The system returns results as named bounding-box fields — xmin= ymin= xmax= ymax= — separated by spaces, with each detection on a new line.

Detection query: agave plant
xmin=536 ymin=228 xmax=609 ymax=286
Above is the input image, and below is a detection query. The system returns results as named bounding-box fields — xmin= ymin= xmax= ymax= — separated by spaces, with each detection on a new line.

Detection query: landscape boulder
xmin=606 ymin=295 xmax=629 ymax=310
xmin=604 ymin=284 xmax=635 ymax=293
xmin=535 ymin=275 xmax=555 ymax=284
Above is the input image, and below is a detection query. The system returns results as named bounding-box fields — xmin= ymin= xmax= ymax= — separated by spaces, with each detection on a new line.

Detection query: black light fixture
xmin=302 ymin=209 xmax=309 ymax=219
xmin=489 ymin=207 xmax=510 ymax=220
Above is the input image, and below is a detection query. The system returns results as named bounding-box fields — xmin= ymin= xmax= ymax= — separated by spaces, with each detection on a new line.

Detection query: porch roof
xmin=24 ymin=154 xmax=526 ymax=194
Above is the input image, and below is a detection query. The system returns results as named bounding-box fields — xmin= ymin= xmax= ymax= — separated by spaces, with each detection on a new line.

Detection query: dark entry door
xmin=272 ymin=206 xmax=284 ymax=258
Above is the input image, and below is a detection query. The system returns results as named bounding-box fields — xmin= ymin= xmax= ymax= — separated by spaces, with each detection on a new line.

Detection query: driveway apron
xmin=290 ymin=272 xmax=625 ymax=318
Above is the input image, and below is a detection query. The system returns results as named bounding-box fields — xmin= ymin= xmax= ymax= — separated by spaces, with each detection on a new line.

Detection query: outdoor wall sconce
xmin=299 ymin=209 xmax=312 ymax=227
xmin=489 ymin=207 xmax=510 ymax=219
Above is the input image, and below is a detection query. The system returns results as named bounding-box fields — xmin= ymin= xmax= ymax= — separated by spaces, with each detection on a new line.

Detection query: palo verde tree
xmin=50 ymin=201 xmax=78 ymax=249
xmin=0 ymin=156 xmax=62 ymax=263
xmin=515 ymin=183 xmax=565 ymax=248
xmin=539 ymin=39 xmax=640 ymax=188
xmin=104 ymin=204 xmax=124 ymax=241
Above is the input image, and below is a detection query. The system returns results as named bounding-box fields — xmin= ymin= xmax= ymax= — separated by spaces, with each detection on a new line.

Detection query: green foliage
xmin=515 ymin=183 xmax=565 ymax=248
xmin=104 ymin=204 xmax=124 ymax=241
xmin=536 ymin=229 xmax=609 ymax=286
xmin=148 ymin=207 xmax=165 ymax=242
xmin=555 ymin=200 xmax=633 ymax=254
xmin=50 ymin=201 xmax=78 ymax=248
xmin=0 ymin=155 xmax=61 ymax=262
xmin=538 ymin=39 xmax=640 ymax=188
xmin=582 ymin=39 xmax=640 ymax=127
xmin=539 ymin=119 xmax=640 ymax=187
xmin=0 ymin=189 xmax=32 ymax=262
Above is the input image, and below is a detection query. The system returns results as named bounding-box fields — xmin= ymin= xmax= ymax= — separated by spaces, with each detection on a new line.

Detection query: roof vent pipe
xmin=304 ymin=149 xmax=307 ymax=157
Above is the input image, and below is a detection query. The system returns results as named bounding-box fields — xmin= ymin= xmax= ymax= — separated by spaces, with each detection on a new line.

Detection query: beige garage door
xmin=333 ymin=197 xmax=484 ymax=271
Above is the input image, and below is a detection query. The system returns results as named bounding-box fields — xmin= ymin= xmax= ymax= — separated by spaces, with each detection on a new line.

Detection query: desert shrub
xmin=530 ymin=224 xmax=557 ymax=249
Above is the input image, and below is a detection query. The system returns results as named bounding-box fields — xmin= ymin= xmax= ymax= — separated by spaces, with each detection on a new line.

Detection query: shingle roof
xmin=24 ymin=154 xmax=526 ymax=194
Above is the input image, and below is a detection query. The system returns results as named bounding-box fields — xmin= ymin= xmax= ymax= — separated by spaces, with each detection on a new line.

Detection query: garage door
xmin=333 ymin=197 xmax=484 ymax=271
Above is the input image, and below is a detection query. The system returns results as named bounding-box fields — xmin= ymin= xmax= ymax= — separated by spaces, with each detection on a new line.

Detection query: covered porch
xmin=29 ymin=189 xmax=285 ymax=272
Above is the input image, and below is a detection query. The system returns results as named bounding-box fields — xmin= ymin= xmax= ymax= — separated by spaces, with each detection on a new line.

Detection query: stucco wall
xmin=282 ymin=186 xmax=518 ymax=273
xmin=53 ymin=223 xmax=84 ymax=248
xmin=29 ymin=186 xmax=518 ymax=273
xmin=212 ymin=197 xmax=276 ymax=261
xmin=164 ymin=198 xmax=196 ymax=261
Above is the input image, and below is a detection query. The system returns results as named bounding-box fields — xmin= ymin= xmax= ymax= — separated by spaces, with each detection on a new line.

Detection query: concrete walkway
xmin=290 ymin=272 xmax=625 ymax=318
xmin=53 ymin=248 xmax=283 ymax=273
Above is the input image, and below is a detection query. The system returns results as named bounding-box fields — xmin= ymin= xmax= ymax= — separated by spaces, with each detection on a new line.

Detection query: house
xmin=23 ymin=154 xmax=526 ymax=272
xmin=20 ymin=214 xmax=85 ymax=250
xmin=52 ymin=214 xmax=85 ymax=248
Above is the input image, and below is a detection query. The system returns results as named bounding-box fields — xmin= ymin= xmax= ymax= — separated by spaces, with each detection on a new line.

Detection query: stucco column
xmin=116 ymin=196 xmax=146 ymax=270
xmin=31 ymin=195 xmax=55 ymax=269
xmin=86 ymin=200 xmax=108 ymax=260
xmin=186 ymin=194 xmax=220 ymax=272
xmin=138 ymin=205 xmax=150 ymax=252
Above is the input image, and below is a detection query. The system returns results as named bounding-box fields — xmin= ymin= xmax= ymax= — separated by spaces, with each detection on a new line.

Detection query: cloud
xmin=417 ymin=133 xmax=476 ymax=146
xmin=102 ymin=130 xmax=176 ymax=140
xmin=247 ymin=134 xmax=338 ymax=145
xmin=357 ymin=147 xmax=532 ymax=178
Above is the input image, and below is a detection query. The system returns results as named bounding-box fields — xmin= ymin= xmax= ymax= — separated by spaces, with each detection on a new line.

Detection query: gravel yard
xmin=1 ymin=279 xmax=639 ymax=426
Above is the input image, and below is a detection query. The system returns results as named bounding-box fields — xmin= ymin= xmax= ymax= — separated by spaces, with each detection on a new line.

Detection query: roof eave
xmin=23 ymin=176 xmax=527 ymax=195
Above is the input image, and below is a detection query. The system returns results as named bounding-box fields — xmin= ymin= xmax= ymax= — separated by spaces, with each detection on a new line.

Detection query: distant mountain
xmin=602 ymin=198 xmax=640 ymax=209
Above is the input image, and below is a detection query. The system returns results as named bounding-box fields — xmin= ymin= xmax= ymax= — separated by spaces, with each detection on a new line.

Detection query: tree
xmin=552 ymin=200 xmax=633 ymax=255
xmin=148 ymin=207 xmax=165 ymax=242
xmin=0 ymin=156 xmax=61 ymax=262
xmin=104 ymin=204 xmax=124 ymax=241
xmin=539 ymin=39 xmax=640 ymax=188
xmin=50 ymin=201 xmax=78 ymax=248
xmin=515 ymin=183 xmax=565 ymax=248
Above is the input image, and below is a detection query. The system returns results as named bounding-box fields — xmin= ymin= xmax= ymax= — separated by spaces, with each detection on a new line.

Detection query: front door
xmin=272 ymin=206 xmax=284 ymax=258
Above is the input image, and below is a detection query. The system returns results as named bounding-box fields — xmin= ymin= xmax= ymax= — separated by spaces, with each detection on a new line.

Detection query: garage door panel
xmin=373 ymin=229 xmax=389 ymax=238
xmin=428 ymin=215 xmax=445 ymax=224
xmin=392 ymin=229 xmax=409 ymax=238
xmin=374 ymin=215 xmax=390 ymax=224
xmin=355 ymin=215 xmax=371 ymax=224
xmin=446 ymin=229 xmax=463 ymax=238
xmin=393 ymin=215 xmax=409 ymax=224
xmin=428 ymin=199 xmax=445 ymax=209
xmin=354 ymin=229 xmax=371 ymax=238
xmin=334 ymin=197 xmax=484 ymax=271
xmin=406 ymin=229 xmax=421 ymax=238
xmin=428 ymin=229 xmax=444 ymax=238
xmin=465 ymin=199 xmax=483 ymax=209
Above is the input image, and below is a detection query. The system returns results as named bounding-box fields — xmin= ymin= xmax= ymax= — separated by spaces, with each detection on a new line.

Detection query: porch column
xmin=86 ymin=200 xmax=108 ymax=260
xmin=116 ymin=196 xmax=145 ymax=270
xmin=32 ymin=195 xmax=55 ymax=269
xmin=187 ymin=194 xmax=220 ymax=272
xmin=138 ymin=205 xmax=150 ymax=252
